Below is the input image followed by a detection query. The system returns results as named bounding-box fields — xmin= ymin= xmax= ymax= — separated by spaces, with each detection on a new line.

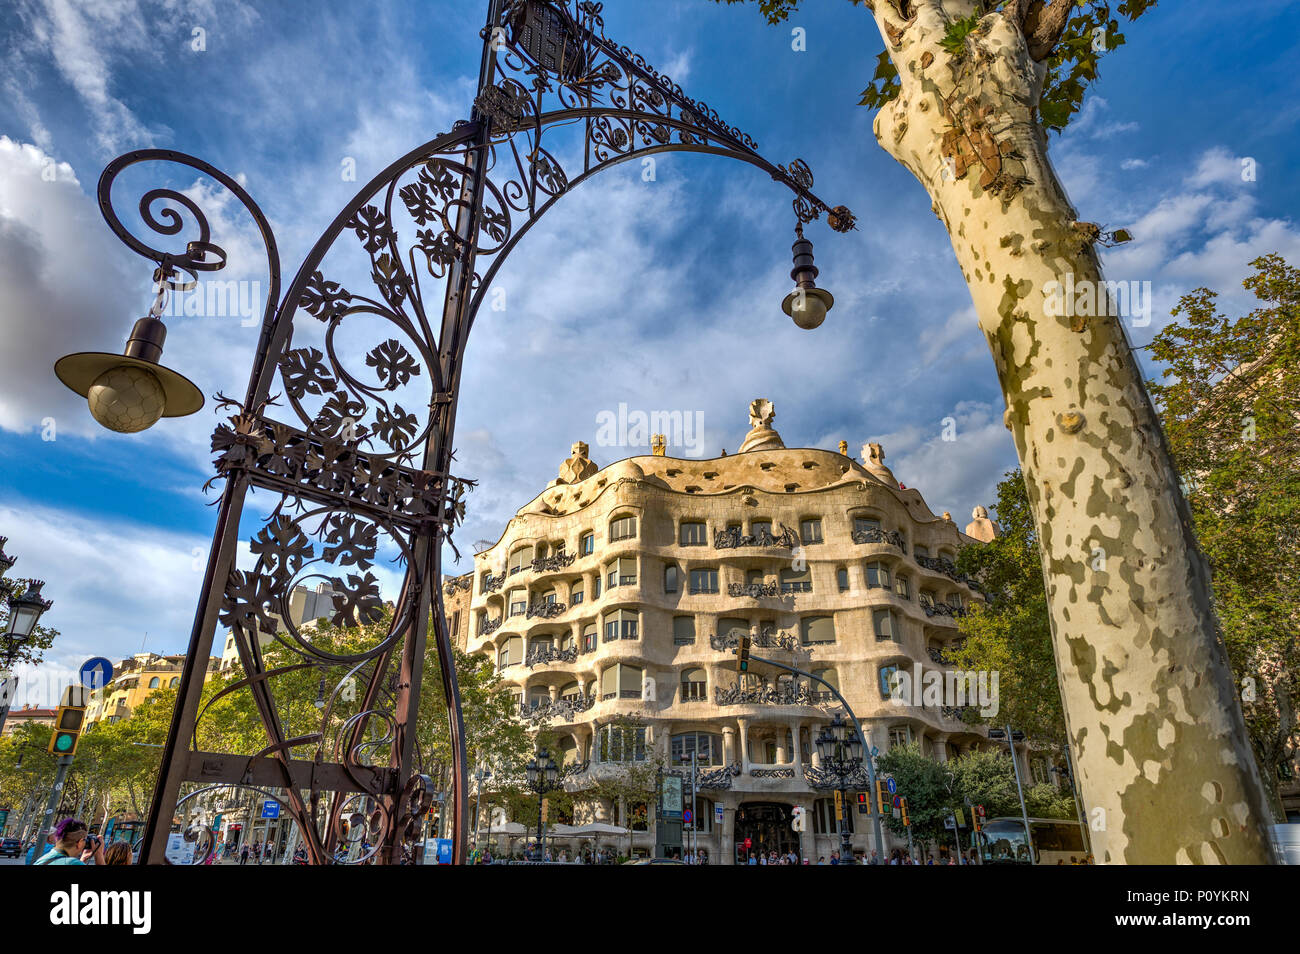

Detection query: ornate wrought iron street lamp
xmin=96 ymin=0 xmax=854 ymax=866
xmin=815 ymin=713 xmax=863 ymax=863
xmin=525 ymin=748 xmax=559 ymax=860
xmin=1 ymin=551 xmax=54 ymax=736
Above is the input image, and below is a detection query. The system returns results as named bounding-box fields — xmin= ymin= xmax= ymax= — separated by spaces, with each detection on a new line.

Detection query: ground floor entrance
xmin=734 ymin=802 xmax=799 ymax=864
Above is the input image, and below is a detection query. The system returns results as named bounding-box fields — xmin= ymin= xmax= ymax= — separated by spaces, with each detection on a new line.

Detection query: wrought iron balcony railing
xmin=728 ymin=581 xmax=780 ymax=598
xmin=714 ymin=682 xmax=836 ymax=708
xmin=921 ymin=600 xmax=967 ymax=620
xmin=482 ymin=572 xmax=506 ymax=593
xmin=525 ymin=644 xmax=579 ymax=667
xmin=916 ymin=555 xmax=979 ymax=589
xmin=697 ymin=761 xmax=742 ymax=790
xmin=709 ymin=627 xmax=800 ymax=653
xmin=443 ymin=575 xmax=473 ymax=596
xmin=713 ymin=524 xmax=799 ymax=550
xmin=851 ymin=526 xmax=907 ymax=549
xmin=927 ymin=647 xmax=951 ymax=665
xmin=518 ymin=694 xmax=595 ymax=724
xmin=478 ymin=616 xmax=502 ymax=636
xmin=525 ymin=599 xmax=567 ymax=619
xmin=531 ymin=552 xmax=576 ymax=573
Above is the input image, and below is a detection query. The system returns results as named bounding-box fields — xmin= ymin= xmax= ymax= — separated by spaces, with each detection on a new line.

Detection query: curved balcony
xmin=525 ymin=644 xmax=579 ymax=668
xmin=713 ymin=524 xmax=800 ymax=551
xmin=713 ymin=681 xmax=837 ymax=710
xmin=518 ymin=694 xmax=596 ymax=725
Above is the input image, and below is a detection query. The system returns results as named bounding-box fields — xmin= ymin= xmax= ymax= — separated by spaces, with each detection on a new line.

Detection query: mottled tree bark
xmin=867 ymin=0 xmax=1273 ymax=863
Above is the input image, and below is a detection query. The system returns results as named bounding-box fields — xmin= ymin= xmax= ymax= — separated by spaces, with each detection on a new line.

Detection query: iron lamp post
xmin=814 ymin=713 xmax=862 ymax=864
xmin=525 ymin=748 xmax=559 ymax=861
xmin=1 ymin=552 xmax=54 ymax=737
xmin=781 ymin=226 xmax=835 ymax=330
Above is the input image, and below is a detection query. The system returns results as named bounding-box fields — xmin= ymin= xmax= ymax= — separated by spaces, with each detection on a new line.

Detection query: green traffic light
xmin=54 ymin=733 xmax=74 ymax=752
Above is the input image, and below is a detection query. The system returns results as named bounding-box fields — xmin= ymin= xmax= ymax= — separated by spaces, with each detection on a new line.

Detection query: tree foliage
xmin=715 ymin=0 xmax=1156 ymax=132
xmin=1146 ymin=253 xmax=1300 ymax=814
xmin=951 ymin=470 xmax=1065 ymax=742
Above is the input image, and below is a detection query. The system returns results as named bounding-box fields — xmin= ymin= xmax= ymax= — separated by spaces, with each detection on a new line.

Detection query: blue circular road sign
xmin=886 ymin=777 xmax=897 ymax=794
xmin=79 ymin=657 xmax=114 ymax=690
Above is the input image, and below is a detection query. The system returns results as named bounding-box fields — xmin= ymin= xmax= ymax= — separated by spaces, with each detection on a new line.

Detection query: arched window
xmin=873 ymin=609 xmax=898 ymax=641
xmin=663 ymin=563 xmax=679 ymax=593
xmin=148 ymin=677 xmax=160 ymax=689
xmin=582 ymin=623 xmax=597 ymax=652
xmin=526 ymin=687 xmax=550 ymax=709
xmin=609 ymin=514 xmax=637 ymax=542
xmin=169 ymin=677 xmax=180 ymax=688
xmin=560 ymin=681 xmax=581 ymax=701
xmin=580 ymin=531 xmax=595 ymax=555
xmin=836 ymin=567 xmax=849 ymax=592
xmin=570 ymin=581 xmax=584 ymax=605
xmin=879 ymin=664 xmax=900 ymax=700
xmin=800 ymin=615 xmax=835 ymax=645
xmin=718 ymin=617 xmax=748 ymax=641
xmin=678 ymin=521 xmax=707 ymax=546
xmin=599 ymin=722 xmax=647 ymax=761
xmin=497 ymin=636 xmax=522 ymax=669
xmin=680 ymin=668 xmax=707 ymax=701
xmin=507 ymin=588 xmax=527 ymax=617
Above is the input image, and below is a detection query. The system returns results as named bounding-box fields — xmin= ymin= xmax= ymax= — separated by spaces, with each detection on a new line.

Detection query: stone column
xmin=737 ymin=719 xmax=750 ymax=774
xmin=722 ymin=726 xmax=736 ymax=765
xmin=720 ymin=801 xmax=736 ymax=866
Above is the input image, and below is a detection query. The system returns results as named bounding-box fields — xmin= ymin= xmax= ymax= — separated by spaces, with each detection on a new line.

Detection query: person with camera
xmin=33 ymin=819 xmax=106 ymax=866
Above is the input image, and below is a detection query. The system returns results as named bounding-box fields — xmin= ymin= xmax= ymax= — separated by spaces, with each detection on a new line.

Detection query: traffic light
xmin=737 ymin=634 xmax=751 ymax=673
xmin=900 ymin=796 xmax=910 ymax=827
xmin=48 ymin=686 xmax=87 ymax=757
xmin=875 ymin=779 xmax=889 ymax=816
xmin=856 ymin=792 xmax=869 ymax=815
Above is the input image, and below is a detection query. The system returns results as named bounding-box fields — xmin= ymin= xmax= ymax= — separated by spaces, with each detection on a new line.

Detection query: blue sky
xmin=1 ymin=0 xmax=1298 ymax=700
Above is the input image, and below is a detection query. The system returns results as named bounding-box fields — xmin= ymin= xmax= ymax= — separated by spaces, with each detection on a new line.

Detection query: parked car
xmin=0 ymin=838 xmax=22 ymax=858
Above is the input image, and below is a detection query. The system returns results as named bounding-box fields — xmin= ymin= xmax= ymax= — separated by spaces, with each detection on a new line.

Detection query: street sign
xmin=955 ymin=808 xmax=966 ymax=827
xmin=79 ymin=657 xmax=114 ymax=690
xmin=976 ymin=804 xmax=986 ymax=818
xmin=164 ymin=832 xmax=195 ymax=865
xmin=743 ymin=837 xmax=752 ymax=849
xmin=683 ymin=809 xmax=693 ymax=825
xmin=944 ymin=815 xmax=956 ymax=830
xmin=892 ymin=795 xmax=902 ymax=808
xmin=870 ymin=746 xmax=879 ymax=759
xmin=261 ymin=800 xmax=280 ymax=819
xmin=886 ymin=777 xmax=897 ymax=795
xmin=714 ymin=805 xmax=724 ymax=824
xmin=0 ymin=808 xmax=8 ymax=831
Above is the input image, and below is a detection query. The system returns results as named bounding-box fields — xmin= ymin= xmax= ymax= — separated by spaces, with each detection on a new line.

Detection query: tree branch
xmin=1024 ymin=0 xmax=1077 ymax=61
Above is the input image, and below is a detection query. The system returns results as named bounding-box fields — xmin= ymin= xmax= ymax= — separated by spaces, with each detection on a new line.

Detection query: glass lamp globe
xmin=782 ymin=286 xmax=834 ymax=330
xmin=87 ymin=365 xmax=167 ymax=433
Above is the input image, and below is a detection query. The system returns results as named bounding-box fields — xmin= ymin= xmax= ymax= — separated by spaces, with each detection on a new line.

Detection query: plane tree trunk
xmin=864 ymin=0 xmax=1273 ymax=863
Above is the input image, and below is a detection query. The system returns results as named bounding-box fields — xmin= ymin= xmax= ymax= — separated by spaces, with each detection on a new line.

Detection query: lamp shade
xmin=5 ymin=581 xmax=51 ymax=638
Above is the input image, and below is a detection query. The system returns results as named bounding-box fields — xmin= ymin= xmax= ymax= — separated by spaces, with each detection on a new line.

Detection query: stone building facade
xmin=448 ymin=400 xmax=1000 ymax=862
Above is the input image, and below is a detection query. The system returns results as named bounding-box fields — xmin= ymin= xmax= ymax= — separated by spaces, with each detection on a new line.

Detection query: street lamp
xmin=1 ymin=567 xmax=54 ymax=737
xmin=525 ymin=748 xmax=559 ymax=861
xmin=781 ymin=226 xmax=835 ymax=330
xmin=54 ymin=267 xmax=204 ymax=433
xmin=815 ymin=713 xmax=863 ymax=863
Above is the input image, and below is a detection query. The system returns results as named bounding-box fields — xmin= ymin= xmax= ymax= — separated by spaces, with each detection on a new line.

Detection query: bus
xmin=976 ymin=817 xmax=1087 ymax=864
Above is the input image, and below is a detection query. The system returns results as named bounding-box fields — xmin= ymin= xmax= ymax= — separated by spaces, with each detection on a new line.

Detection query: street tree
xmin=720 ymin=0 xmax=1273 ymax=862
xmin=1145 ymin=253 xmax=1300 ymax=818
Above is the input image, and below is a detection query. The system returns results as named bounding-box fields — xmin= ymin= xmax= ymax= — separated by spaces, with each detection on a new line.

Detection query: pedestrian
xmin=868 ymin=849 xmax=880 ymax=865
xmin=103 ymin=841 xmax=133 ymax=865
xmin=889 ymin=849 xmax=901 ymax=865
xmin=829 ymin=850 xmax=840 ymax=865
xmin=817 ymin=855 xmax=826 ymax=865
xmin=239 ymin=842 xmax=250 ymax=865
xmin=34 ymin=819 xmax=104 ymax=866
xmin=26 ymin=830 xmax=55 ymax=865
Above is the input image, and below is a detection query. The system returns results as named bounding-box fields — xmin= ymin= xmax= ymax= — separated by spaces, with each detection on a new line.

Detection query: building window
xmin=169 ymin=677 xmax=180 ymax=688
xmin=694 ymin=798 xmax=714 ymax=834
xmin=800 ymin=615 xmax=836 ymax=645
xmin=606 ymin=556 xmax=637 ymax=587
xmin=865 ymin=562 xmax=891 ymax=588
xmin=508 ymin=546 xmax=533 ymax=575
xmin=889 ymin=726 xmax=912 ymax=748
xmin=671 ymin=731 xmax=722 ymax=765
xmin=879 ymin=664 xmax=900 ymax=700
xmin=689 ymin=568 xmax=718 ymax=594
xmin=664 ymin=564 xmax=679 ymax=593
xmin=508 ymin=589 xmax=527 ymax=617
xmin=799 ymin=518 xmax=823 ymax=544
xmin=571 ymin=583 xmax=584 ymax=605
xmin=599 ymin=721 xmax=647 ymax=760
xmin=679 ymin=522 xmax=707 ymax=546
xmin=779 ymin=567 xmax=811 ymax=593
xmin=836 ymin=567 xmax=849 ymax=592
xmin=148 ymin=677 xmax=161 ymax=689
xmin=895 ymin=575 xmax=911 ymax=599
xmin=919 ymin=590 xmax=936 ymax=610
xmin=854 ymin=516 xmax=882 ymax=535
xmin=497 ymin=637 xmax=522 ymax=669
xmin=679 ymin=669 xmax=708 ymax=702
xmin=673 ymin=616 xmax=696 ymax=645
xmin=873 ymin=609 xmax=897 ymax=640
xmin=751 ymin=520 xmax=772 ymax=539
xmin=582 ymin=623 xmax=597 ymax=653
xmin=593 ymin=576 xmax=601 ymax=599
xmin=603 ymin=609 xmax=639 ymax=642
xmin=810 ymin=668 xmax=838 ymax=702
xmin=609 ymin=515 xmax=637 ymax=542
xmin=560 ymin=681 xmax=581 ymax=702
xmin=913 ymin=544 xmax=930 ymax=560
xmin=580 ymin=532 xmax=594 ymax=555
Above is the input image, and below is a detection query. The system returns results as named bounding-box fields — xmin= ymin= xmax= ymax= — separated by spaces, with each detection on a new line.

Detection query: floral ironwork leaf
xmin=349 ymin=205 xmax=394 ymax=255
xmin=371 ymin=404 xmax=418 ymax=448
xmin=328 ymin=571 xmax=385 ymax=627
xmin=220 ymin=569 xmax=281 ymax=637
xmin=280 ymin=347 xmax=336 ymax=399
xmin=415 ymin=228 xmax=458 ymax=273
xmin=365 ymin=339 xmax=421 ymax=390
xmin=322 ymin=514 xmax=378 ymax=570
xmin=250 ymin=514 xmax=314 ymax=583
xmin=313 ymin=390 xmax=368 ymax=441
xmin=370 ymin=254 xmax=411 ymax=307
xmin=299 ymin=271 xmax=353 ymax=322
xmin=479 ymin=205 xmax=508 ymax=243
